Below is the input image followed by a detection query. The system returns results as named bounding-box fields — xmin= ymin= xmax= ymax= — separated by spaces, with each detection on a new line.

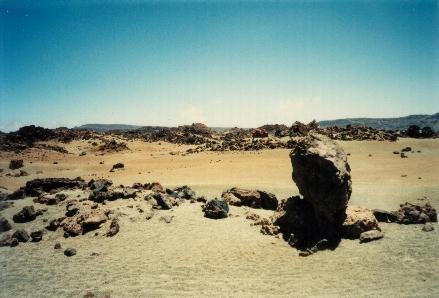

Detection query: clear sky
xmin=1 ymin=0 xmax=438 ymax=131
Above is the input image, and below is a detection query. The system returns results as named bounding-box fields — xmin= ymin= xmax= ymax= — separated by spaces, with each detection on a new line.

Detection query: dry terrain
xmin=0 ymin=138 xmax=438 ymax=297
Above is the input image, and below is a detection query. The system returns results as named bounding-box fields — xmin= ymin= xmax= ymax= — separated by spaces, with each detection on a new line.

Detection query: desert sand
xmin=0 ymin=138 xmax=438 ymax=297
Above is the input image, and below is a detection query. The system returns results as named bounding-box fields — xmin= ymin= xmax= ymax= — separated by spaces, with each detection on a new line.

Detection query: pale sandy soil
xmin=0 ymin=138 xmax=438 ymax=297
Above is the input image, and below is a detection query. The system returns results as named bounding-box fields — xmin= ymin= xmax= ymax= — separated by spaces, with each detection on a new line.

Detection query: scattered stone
xmin=392 ymin=151 xmax=399 ymax=154
xmin=359 ymin=230 xmax=384 ymax=243
xmin=9 ymin=159 xmax=23 ymax=170
xmin=46 ymin=217 xmax=66 ymax=231
xmin=13 ymin=206 xmax=38 ymax=223
xmin=81 ymin=210 xmax=108 ymax=233
xmin=203 ymin=198 xmax=229 ymax=219
xmin=422 ymin=223 xmax=434 ymax=232
xmin=222 ymin=187 xmax=278 ymax=210
xmin=106 ymin=219 xmax=119 ymax=237
xmin=145 ymin=210 xmax=154 ymax=220
xmin=167 ymin=185 xmax=197 ymax=200
xmin=159 ymin=215 xmax=174 ymax=223
xmin=30 ymin=230 xmax=43 ymax=242
xmin=110 ymin=163 xmax=124 ymax=172
xmin=54 ymin=242 xmax=62 ymax=249
xmin=400 ymin=152 xmax=407 ymax=158
xmin=12 ymin=229 xmax=30 ymax=242
xmin=0 ymin=217 xmax=11 ymax=232
xmin=0 ymin=234 xmax=19 ymax=247
xmin=64 ymin=248 xmax=77 ymax=257
xmin=66 ymin=200 xmax=80 ymax=217
xmin=401 ymin=147 xmax=412 ymax=152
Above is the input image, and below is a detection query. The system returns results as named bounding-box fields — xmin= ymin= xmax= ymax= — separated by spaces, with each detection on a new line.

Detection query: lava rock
xmin=0 ymin=217 xmax=12 ymax=232
xmin=12 ymin=229 xmax=30 ymax=242
xmin=64 ymin=248 xmax=77 ymax=257
xmin=30 ymin=230 xmax=43 ymax=242
xmin=359 ymin=230 xmax=384 ymax=243
xmin=291 ymin=134 xmax=351 ymax=240
xmin=222 ymin=187 xmax=278 ymax=210
xmin=372 ymin=209 xmax=398 ymax=222
xmin=106 ymin=219 xmax=119 ymax=237
xmin=9 ymin=159 xmax=23 ymax=170
xmin=203 ymin=198 xmax=229 ymax=219
xmin=12 ymin=206 xmax=38 ymax=223
xmin=0 ymin=234 xmax=19 ymax=247
xmin=341 ymin=206 xmax=380 ymax=239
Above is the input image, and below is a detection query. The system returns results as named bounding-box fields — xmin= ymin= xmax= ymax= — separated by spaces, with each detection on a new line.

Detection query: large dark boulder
xmin=291 ymin=134 xmax=351 ymax=234
xmin=406 ymin=125 xmax=421 ymax=138
xmin=203 ymin=198 xmax=229 ymax=219
xmin=222 ymin=188 xmax=278 ymax=210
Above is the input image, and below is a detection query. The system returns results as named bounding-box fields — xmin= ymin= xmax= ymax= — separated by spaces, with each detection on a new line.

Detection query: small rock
xmin=0 ymin=217 xmax=12 ymax=232
xmin=64 ymin=248 xmax=77 ymax=257
xmin=106 ymin=219 xmax=120 ymax=237
xmin=30 ymin=230 xmax=43 ymax=242
xmin=203 ymin=198 xmax=229 ymax=219
xmin=0 ymin=234 xmax=19 ymax=247
xmin=422 ymin=223 xmax=434 ymax=232
xmin=12 ymin=229 xmax=30 ymax=242
xmin=359 ymin=230 xmax=384 ymax=243
xmin=9 ymin=159 xmax=23 ymax=170
xmin=54 ymin=242 xmax=62 ymax=249
xmin=159 ymin=215 xmax=174 ymax=223
xmin=145 ymin=210 xmax=154 ymax=220
xmin=13 ymin=206 xmax=38 ymax=223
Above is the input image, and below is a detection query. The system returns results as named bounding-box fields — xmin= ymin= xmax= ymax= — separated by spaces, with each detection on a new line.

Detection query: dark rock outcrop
xmin=393 ymin=202 xmax=437 ymax=224
xmin=0 ymin=234 xmax=19 ymax=247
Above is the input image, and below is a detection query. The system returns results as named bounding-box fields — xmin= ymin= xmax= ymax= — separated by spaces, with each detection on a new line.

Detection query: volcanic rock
xmin=0 ymin=234 xmax=19 ymax=247
xmin=341 ymin=206 xmax=380 ymax=239
xmin=110 ymin=163 xmax=124 ymax=172
xmin=106 ymin=219 xmax=119 ymax=237
xmin=202 ymin=198 xmax=229 ymax=219
xmin=64 ymin=248 xmax=77 ymax=257
xmin=393 ymin=202 xmax=437 ymax=224
xmin=372 ymin=209 xmax=397 ymax=222
xmin=359 ymin=230 xmax=384 ymax=243
xmin=144 ymin=182 xmax=164 ymax=193
xmin=13 ymin=206 xmax=38 ymax=223
xmin=291 ymin=134 xmax=351 ymax=240
xmin=9 ymin=159 xmax=23 ymax=170
xmin=0 ymin=217 xmax=11 ymax=232
xmin=12 ymin=229 xmax=30 ymax=242
xmin=252 ymin=128 xmax=268 ymax=138
xmin=422 ymin=223 xmax=434 ymax=232
xmin=222 ymin=187 xmax=278 ymax=210
xmin=30 ymin=230 xmax=43 ymax=242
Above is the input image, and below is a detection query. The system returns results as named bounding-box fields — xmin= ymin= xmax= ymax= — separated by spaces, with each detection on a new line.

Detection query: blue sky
xmin=1 ymin=0 xmax=438 ymax=131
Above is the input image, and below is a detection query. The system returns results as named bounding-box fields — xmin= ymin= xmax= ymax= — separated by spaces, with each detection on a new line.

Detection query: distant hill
xmin=318 ymin=113 xmax=439 ymax=131
xmin=74 ymin=124 xmax=141 ymax=132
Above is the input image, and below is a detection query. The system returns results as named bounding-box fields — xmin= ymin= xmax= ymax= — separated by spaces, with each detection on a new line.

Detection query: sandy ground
xmin=0 ymin=138 xmax=438 ymax=297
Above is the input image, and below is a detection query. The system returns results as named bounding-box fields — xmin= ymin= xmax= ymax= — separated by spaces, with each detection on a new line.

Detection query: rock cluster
xmin=373 ymin=202 xmax=437 ymax=224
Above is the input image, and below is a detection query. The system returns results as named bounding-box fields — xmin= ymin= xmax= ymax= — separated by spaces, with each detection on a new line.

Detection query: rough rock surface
xmin=0 ymin=234 xmax=19 ymax=247
xmin=203 ymin=198 xmax=229 ymax=219
xmin=291 ymin=134 xmax=352 ymax=225
xmin=106 ymin=219 xmax=120 ymax=237
xmin=222 ymin=187 xmax=278 ymax=210
xmin=359 ymin=230 xmax=384 ymax=243
xmin=393 ymin=202 xmax=437 ymax=224
xmin=64 ymin=248 xmax=77 ymax=257
xmin=341 ymin=206 xmax=380 ymax=239
xmin=30 ymin=230 xmax=43 ymax=242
